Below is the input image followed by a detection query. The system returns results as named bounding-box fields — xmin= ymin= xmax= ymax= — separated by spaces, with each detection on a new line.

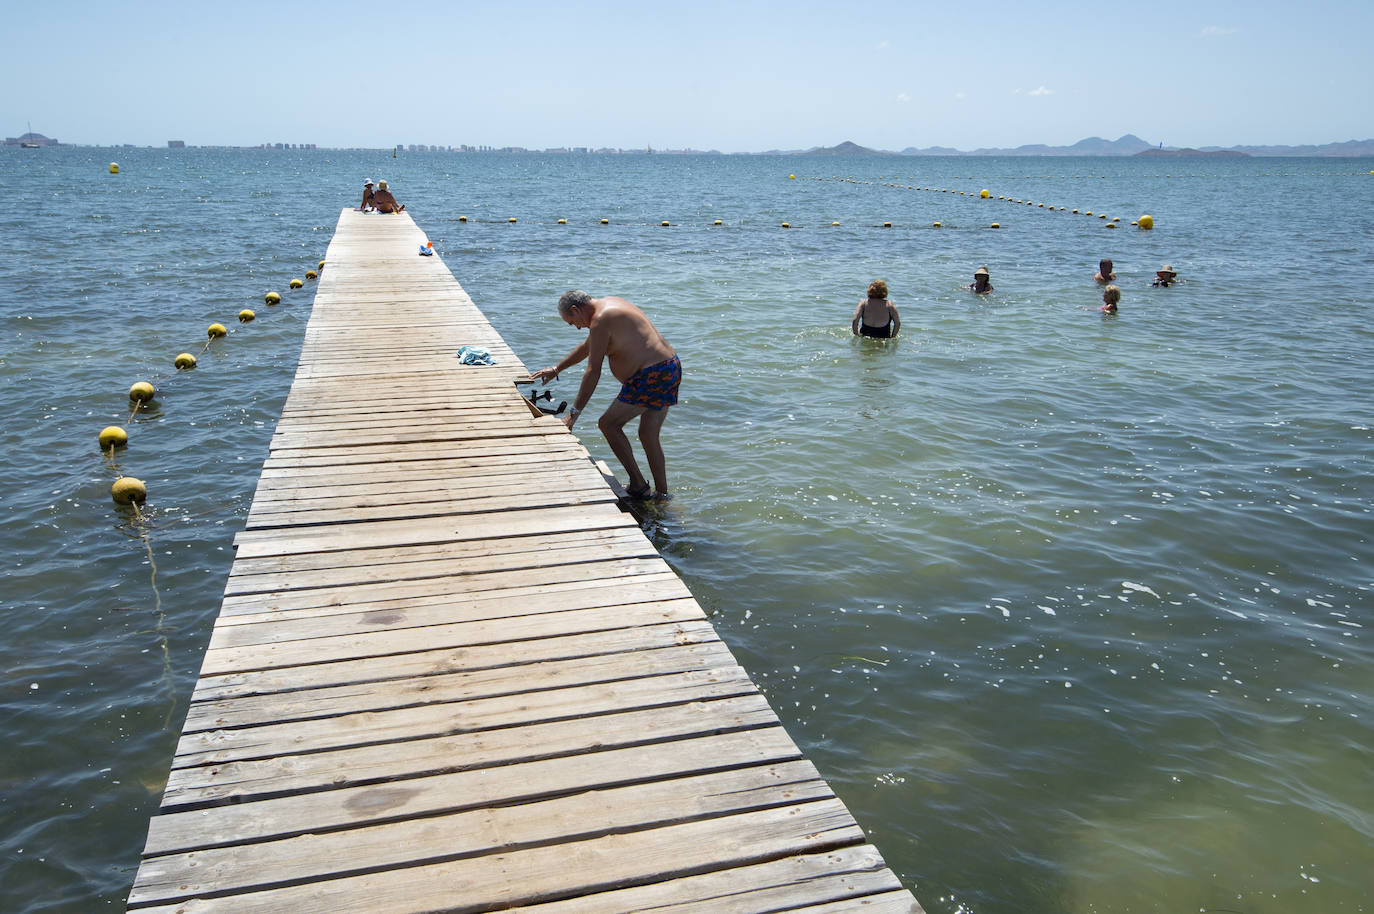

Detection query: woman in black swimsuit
xmin=852 ymin=280 xmax=901 ymax=338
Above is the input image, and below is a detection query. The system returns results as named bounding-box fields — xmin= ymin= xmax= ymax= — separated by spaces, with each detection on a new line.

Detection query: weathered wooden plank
xmin=128 ymin=800 xmax=863 ymax=914
xmin=261 ymin=437 xmax=586 ymax=470
xmin=231 ymin=502 xmax=636 ymax=558
xmin=185 ymin=639 xmax=740 ymax=732
xmin=164 ymin=692 xmax=778 ymax=809
xmin=499 ymin=845 xmax=916 ymax=913
xmin=200 ymin=597 xmax=702 ymax=676
xmin=173 ymin=666 xmax=760 ymax=768
xmin=131 ymin=762 xmax=832 ymax=907
xmin=225 ymin=527 xmax=653 ymax=593
xmin=215 ymin=558 xmax=685 ymax=620
xmin=173 ymin=662 xmax=763 ymax=769
xmin=245 ymin=485 xmax=619 ymax=530
xmin=191 ymin=619 xmax=720 ymax=700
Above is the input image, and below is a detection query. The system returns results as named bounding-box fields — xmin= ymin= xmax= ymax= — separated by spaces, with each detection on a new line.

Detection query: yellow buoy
xmin=1072 ymin=209 xmax=1080 ymax=214
xmin=459 ymin=215 xmax=467 ymax=222
xmin=781 ymin=222 xmax=790 ymax=228
xmin=601 ymin=218 xmax=609 ymax=224
xmin=109 ymin=162 xmax=119 ymax=174
xmin=174 ymin=352 xmax=197 ymax=370
xmin=1112 ymin=216 xmax=1120 ymax=222
xmin=99 ymin=426 xmax=128 ymax=449
xmin=509 ymin=217 xmax=517 ymax=223
xmin=789 ymin=174 xmax=796 ymax=179
xmin=1138 ymin=214 xmax=1154 ymax=230
xmin=265 ymin=291 xmax=281 ymax=305
xmin=128 ymin=381 xmax=156 ymax=402
xmin=289 ymin=278 xmax=303 ymax=289
xmin=239 ymin=309 xmax=255 ymax=323
xmin=557 ymin=218 xmax=567 ymax=224
xmin=713 ymin=220 xmax=722 ymax=225
xmin=1098 ymin=213 xmax=1107 ymax=219
xmin=111 ymin=477 xmax=147 ymax=505
xmin=305 ymin=270 xmax=318 ymax=279
xmin=932 ymin=221 xmax=941 ymax=228
xmin=1085 ymin=211 xmax=1092 ymax=216
xmin=1106 ymin=223 xmax=1117 ymax=229
xmin=318 ymin=260 xmax=326 ymax=270
xmin=661 ymin=221 xmax=670 ymax=226
xmin=831 ymin=221 xmax=840 ymax=226
xmin=1038 ymin=203 xmax=1045 ymax=208
xmin=207 ymin=323 xmax=227 ymax=338
xmin=980 ymin=189 xmax=990 ymax=198
xmin=990 ymin=222 xmax=1000 ymax=229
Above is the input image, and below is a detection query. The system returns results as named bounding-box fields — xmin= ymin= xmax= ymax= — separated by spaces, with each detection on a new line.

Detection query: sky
xmin=7 ymin=0 xmax=1370 ymax=152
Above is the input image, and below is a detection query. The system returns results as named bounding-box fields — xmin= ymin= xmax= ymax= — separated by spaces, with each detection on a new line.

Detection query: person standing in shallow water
xmin=530 ymin=291 xmax=680 ymax=500
xmin=852 ymin=280 xmax=901 ymax=338
xmin=1100 ymin=284 xmax=1121 ymax=313
xmin=1095 ymin=258 xmax=1115 ymax=283
xmin=968 ymin=266 xmax=993 ymax=294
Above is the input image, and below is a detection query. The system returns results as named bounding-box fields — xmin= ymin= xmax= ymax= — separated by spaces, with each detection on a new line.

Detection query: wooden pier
xmin=126 ymin=210 xmax=921 ymax=913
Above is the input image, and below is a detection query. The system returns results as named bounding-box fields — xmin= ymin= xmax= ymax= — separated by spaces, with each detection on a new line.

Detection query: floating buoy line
xmin=786 ymin=175 xmax=1157 ymax=231
xmin=98 ymin=256 xmax=323 ymax=510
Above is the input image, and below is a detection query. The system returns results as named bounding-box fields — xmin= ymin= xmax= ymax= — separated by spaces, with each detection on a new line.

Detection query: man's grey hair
xmin=558 ymin=290 xmax=592 ymax=317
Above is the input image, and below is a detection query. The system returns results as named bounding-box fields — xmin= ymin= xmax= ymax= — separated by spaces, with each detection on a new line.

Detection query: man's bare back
xmin=588 ymin=296 xmax=675 ymax=382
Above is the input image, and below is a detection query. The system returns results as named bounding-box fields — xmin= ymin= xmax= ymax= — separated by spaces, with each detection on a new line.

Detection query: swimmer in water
xmin=852 ymin=279 xmax=901 ymax=338
xmin=1152 ymin=265 xmax=1180 ymax=287
xmin=968 ymin=266 xmax=993 ymax=294
xmin=1094 ymin=258 xmax=1115 ymax=283
xmin=1100 ymin=284 xmax=1121 ymax=313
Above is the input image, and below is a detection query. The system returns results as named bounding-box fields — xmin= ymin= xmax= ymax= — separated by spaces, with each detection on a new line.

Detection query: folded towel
xmin=456 ymin=345 xmax=496 ymax=365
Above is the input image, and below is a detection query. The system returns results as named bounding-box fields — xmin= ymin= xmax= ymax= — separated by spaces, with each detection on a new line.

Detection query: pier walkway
xmin=126 ymin=210 xmax=921 ymax=913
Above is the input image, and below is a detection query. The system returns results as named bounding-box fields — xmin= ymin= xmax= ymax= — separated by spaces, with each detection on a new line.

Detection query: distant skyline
xmin=9 ymin=0 xmax=1370 ymax=153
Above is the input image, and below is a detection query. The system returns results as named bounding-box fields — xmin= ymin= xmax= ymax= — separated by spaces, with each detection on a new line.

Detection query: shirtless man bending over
xmin=530 ymin=291 xmax=681 ymax=499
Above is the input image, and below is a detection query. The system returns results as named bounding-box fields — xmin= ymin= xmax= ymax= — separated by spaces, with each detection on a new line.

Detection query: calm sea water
xmin=2 ymin=147 xmax=1371 ymax=914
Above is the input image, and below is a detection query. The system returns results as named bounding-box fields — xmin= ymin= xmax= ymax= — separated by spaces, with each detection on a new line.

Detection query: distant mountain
xmin=903 ymin=134 xmax=1153 ymax=156
xmin=803 ymin=140 xmax=894 ymax=156
xmin=890 ymin=134 xmax=1374 ymax=157
xmin=1200 ymin=138 xmax=1374 ymax=156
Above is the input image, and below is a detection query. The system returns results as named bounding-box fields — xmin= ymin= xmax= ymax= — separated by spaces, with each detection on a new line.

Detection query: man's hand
xmin=529 ymin=366 xmax=559 ymax=385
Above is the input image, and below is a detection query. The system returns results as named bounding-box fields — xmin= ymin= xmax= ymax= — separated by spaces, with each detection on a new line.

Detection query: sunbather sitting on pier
xmin=371 ymin=180 xmax=405 ymax=213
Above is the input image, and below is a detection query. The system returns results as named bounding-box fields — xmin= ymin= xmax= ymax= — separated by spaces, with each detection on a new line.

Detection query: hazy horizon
xmin=9 ymin=1 xmax=1369 ymax=153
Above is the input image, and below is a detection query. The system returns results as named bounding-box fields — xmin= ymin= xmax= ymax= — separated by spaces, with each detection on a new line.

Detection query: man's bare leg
xmin=637 ymin=406 xmax=670 ymax=495
xmin=598 ymin=400 xmax=650 ymax=495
